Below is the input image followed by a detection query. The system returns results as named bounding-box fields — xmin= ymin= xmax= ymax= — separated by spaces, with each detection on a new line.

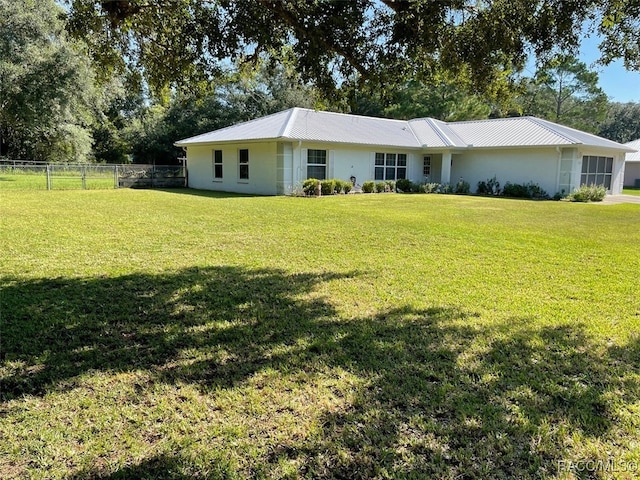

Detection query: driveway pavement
xmin=600 ymin=194 xmax=640 ymax=205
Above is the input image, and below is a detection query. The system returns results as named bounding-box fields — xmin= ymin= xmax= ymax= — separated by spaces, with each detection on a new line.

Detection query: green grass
xmin=0 ymin=171 xmax=116 ymax=190
xmin=623 ymin=187 xmax=640 ymax=196
xmin=1 ymin=189 xmax=639 ymax=479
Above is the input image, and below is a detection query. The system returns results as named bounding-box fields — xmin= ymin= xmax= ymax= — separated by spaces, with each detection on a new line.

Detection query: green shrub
xmin=454 ymin=179 xmax=470 ymax=194
xmin=342 ymin=181 xmax=352 ymax=194
xmin=320 ymin=179 xmax=335 ymax=195
xmin=422 ymin=183 xmax=440 ymax=193
xmin=526 ymin=182 xmax=548 ymax=199
xmin=395 ymin=178 xmax=414 ymax=193
xmin=501 ymin=181 xmax=549 ymax=199
xmin=502 ymin=182 xmax=530 ymax=198
xmin=362 ymin=180 xmax=375 ymax=193
xmin=385 ymin=180 xmax=396 ymax=192
xmin=332 ymin=179 xmax=345 ymax=194
xmin=566 ymin=184 xmax=606 ymax=202
xmin=438 ymin=183 xmax=452 ymax=194
xmin=477 ymin=176 xmax=500 ymax=195
xmin=303 ymin=178 xmax=320 ymax=196
xmin=375 ymin=181 xmax=386 ymax=193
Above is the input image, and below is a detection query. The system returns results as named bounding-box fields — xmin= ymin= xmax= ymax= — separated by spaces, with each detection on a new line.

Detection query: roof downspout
xmin=180 ymin=147 xmax=188 ymax=188
xmin=555 ymin=146 xmax=562 ymax=196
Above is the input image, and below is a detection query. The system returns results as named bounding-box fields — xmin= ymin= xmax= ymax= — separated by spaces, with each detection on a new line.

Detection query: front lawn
xmin=623 ymin=187 xmax=640 ymax=196
xmin=1 ymin=189 xmax=639 ymax=479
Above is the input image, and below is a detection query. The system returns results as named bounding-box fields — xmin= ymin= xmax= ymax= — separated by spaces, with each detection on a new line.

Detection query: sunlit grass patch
xmin=1 ymin=189 xmax=639 ymax=479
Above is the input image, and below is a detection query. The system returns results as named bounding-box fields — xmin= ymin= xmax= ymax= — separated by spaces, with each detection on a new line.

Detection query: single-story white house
xmin=174 ymin=108 xmax=636 ymax=196
xmin=623 ymin=139 xmax=640 ymax=188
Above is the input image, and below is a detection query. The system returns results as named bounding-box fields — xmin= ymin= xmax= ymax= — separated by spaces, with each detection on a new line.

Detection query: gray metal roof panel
xmin=531 ymin=117 xmax=636 ymax=151
xmin=175 ymin=109 xmax=634 ymax=154
xmin=407 ymin=118 xmax=452 ymax=147
xmin=445 ymin=116 xmax=634 ymax=151
xmin=284 ymin=109 xmax=420 ymax=147
xmin=174 ymin=109 xmax=294 ymax=145
xmin=624 ymin=139 xmax=640 ymax=161
xmin=446 ymin=117 xmax=575 ymax=147
xmin=175 ymin=108 xmax=423 ymax=148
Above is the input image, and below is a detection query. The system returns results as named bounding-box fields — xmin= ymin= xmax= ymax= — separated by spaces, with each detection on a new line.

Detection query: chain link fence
xmin=0 ymin=160 xmax=186 ymax=191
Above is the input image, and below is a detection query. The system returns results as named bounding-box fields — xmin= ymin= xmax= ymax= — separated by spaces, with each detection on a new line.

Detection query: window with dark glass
xmin=375 ymin=152 xmax=407 ymax=180
xmin=423 ymin=156 xmax=431 ymax=177
xmin=581 ymin=155 xmax=612 ymax=189
xmin=239 ymin=149 xmax=249 ymax=180
xmin=213 ymin=150 xmax=223 ymax=179
xmin=307 ymin=149 xmax=327 ymax=179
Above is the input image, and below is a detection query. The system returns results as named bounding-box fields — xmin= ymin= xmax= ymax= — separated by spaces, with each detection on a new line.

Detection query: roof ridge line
xmin=424 ymin=118 xmax=455 ymax=147
xmin=176 ymin=109 xmax=293 ymax=144
xmin=278 ymin=107 xmax=298 ymax=138
xmin=526 ymin=116 xmax=579 ymax=144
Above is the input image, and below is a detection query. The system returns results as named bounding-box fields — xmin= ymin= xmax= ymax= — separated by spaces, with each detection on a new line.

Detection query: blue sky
xmin=577 ymin=36 xmax=640 ymax=103
xmin=522 ymin=35 xmax=639 ymax=103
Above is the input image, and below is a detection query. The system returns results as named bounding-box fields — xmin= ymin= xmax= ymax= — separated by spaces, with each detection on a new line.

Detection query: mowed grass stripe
xmin=1 ymin=189 xmax=639 ymax=479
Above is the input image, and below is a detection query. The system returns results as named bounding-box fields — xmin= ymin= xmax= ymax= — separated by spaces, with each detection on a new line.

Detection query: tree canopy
xmin=2 ymin=0 xmax=638 ymax=163
xmin=64 ymin=0 xmax=640 ymax=99
xmin=517 ymin=55 xmax=608 ymax=133
xmin=1 ymin=0 xmax=98 ymax=161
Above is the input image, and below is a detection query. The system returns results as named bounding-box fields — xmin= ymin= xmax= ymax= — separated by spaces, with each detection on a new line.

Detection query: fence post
xmin=46 ymin=164 xmax=51 ymax=190
xmin=81 ymin=165 xmax=87 ymax=189
xmin=113 ymin=165 xmax=118 ymax=189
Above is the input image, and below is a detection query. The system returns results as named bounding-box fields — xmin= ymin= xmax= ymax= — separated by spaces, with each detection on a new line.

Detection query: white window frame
xmin=581 ymin=155 xmax=613 ymax=190
xmin=306 ymin=149 xmax=327 ymax=180
xmin=374 ymin=152 xmax=407 ymax=181
xmin=423 ymin=156 xmax=431 ymax=178
xmin=212 ymin=149 xmax=223 ymax=180
xmin=238 ymin=148 xmax=249 ymax=182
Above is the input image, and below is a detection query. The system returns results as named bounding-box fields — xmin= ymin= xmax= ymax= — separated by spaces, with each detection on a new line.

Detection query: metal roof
xmin=445 ymin=116 xmax=636 ymax=151
xmin=284 ymin=109 xmax=418 ymax=147
xmin=175 ymin=108 xmax=633 ymax=153
xmin=407 ymin=117 xmax=466 ymax=148
xmin=173 ymin=109 xmax=295 ymax=144
xmin=175 ymin=108 xmax=419 ymax=148
xmin=625 ymin=139 xmax=640 ymax=162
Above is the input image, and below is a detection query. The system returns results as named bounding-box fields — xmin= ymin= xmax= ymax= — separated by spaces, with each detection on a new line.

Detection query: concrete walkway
xmin=600 ymin=194 xmax=640 ymax=205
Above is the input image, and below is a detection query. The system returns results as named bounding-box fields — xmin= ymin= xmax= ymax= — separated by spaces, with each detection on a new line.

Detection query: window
xmin=213 ymin=150 xmax=223 ymax=179
xmin=375 ymin=152 xmax=407 ymax=180
xmin=423 ymin=156 xmax=431 ymax=177
xmin=581 ymin=155 xmax=612 ymax=189
xmin=307 ymin=149 xmax=327 ymax=180
xmin=239 ymin=149 xmax=249 ymax=180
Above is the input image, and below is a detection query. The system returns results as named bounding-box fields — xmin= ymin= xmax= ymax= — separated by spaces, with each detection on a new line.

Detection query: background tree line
xmin=1 ymin=0 xmax=639 ymax=165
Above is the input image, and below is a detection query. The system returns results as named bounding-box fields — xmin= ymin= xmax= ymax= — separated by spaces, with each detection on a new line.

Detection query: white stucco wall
xmin=623 ymin=162 xmax=640 ymax=187
xmin=185 ymin=141 xmax=628 ymax=196
xmin=450 ymin=147 xmax=562 ymax=196
xmin=293 ymin=143 xmax=423 ymax=187
xmin=185 ymin=142 xmax=278 ymax=195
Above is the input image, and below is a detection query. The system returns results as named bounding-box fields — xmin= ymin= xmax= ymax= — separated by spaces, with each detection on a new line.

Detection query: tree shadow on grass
xmin=68 ymin=452 xmax=237 ymax=480
xmin=1 ymin=266 xmax=353 ymax=399
xmin=2 ymin=268 xmax=639 ymax=479
xmin=269 ymin=316 xmax=640 ymax=479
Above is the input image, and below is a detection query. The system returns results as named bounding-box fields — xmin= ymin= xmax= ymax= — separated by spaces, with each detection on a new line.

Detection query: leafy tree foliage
xmin=64 ymin=0 xmax=640 ymax=101
xmin=126 ymin=61 xmax=321 ymax=164
xmin=598 ymin=102 xmax=640 ymax=143
xmin=518 ymin=55 xmax=608 ymax=132
xmin=383 ymin=78 xmax=492 ymax=121
xmin=0 ymin=0 xmax=98 ymax=161
xmin=91 ymin=73 xmax=146 ymax=163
